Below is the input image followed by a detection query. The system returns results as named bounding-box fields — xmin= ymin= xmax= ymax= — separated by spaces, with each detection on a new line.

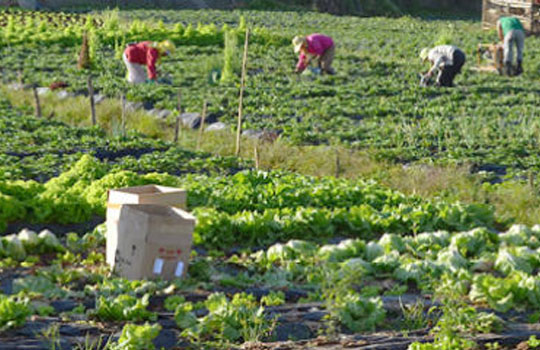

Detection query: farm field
xmin=0 ymin=5 xmax=540 ymax=350
xmin=1 ymin=9 xmax=540 ymax=180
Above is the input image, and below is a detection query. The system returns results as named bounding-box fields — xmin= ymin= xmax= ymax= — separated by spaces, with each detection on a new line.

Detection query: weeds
xmin=41 ymin=323 xmax=61 ymax=350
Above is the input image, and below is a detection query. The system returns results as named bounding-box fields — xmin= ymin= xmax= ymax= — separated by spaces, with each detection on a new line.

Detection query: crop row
xmin=0 ymin=154 xmax=495 ymax=244
xmin=2 ymin=222 xmax=540 ymax=345
xmin=0 ymin=98 xmax=252 ymax=181
xmin=0 ymin=9 xmax=287 ymax=49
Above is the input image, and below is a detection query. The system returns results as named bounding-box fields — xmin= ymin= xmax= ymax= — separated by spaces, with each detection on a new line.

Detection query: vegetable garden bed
xmin=1 ymin=7 xmax=540 ymax=350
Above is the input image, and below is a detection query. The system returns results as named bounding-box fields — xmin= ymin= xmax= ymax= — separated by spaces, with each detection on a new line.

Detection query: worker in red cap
xmin=122 ymin=40 xmax=175 ymax=84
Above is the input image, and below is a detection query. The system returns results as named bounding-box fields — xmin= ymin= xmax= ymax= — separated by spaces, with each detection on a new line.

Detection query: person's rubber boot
xmin=515 ymin=60 xmax=523 ymax=76
xmin=504 ymin=61 xmax=514 ymax=77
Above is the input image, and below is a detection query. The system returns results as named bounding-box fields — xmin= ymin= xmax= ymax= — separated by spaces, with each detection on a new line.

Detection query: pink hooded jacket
xmin=296 ymin=34 xmax=334 ymax=72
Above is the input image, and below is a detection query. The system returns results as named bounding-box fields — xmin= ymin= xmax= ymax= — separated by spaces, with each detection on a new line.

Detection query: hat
xmin=292 ymin=36 xmax=306 ymax=54
xmin=156 ymin=40 xmax=176 ymax=56
xmin=420 ymin=48 xmax=430 ymax=62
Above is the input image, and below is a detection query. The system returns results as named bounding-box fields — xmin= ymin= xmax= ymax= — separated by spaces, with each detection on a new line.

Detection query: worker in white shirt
xmin=420 ymin=45 xmax=466 ymax=87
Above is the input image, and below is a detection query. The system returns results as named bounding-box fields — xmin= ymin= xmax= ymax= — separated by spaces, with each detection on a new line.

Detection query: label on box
xmin=175 ymin=261 xmax=185 ymax=277
xmin=158 ymin=247 xmax=183 ymax=260
xmin=153 ymin=258 xmax=164 ymax=274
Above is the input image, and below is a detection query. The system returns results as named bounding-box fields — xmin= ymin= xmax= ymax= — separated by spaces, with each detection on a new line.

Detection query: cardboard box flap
xmin=108 ymin=185 xmax=187 ymax=208
xmin=119 ymin=204 xmax=185 ymax=218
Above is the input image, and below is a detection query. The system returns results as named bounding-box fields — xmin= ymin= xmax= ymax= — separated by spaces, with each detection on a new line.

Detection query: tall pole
xmin=32 ymin=85 xmax=42 ymax=118
xmin=121 ymin=94 xmax=126 ymax=137
xmin=174 ymin=90 xmax=182 ymax=143
xmin=236 ymin=28 xmax=250 ymax=157
xmin=88 ymin=75 xmax=96 ymax=126
xmin=197 ymin=100 xmax=208 ymax=151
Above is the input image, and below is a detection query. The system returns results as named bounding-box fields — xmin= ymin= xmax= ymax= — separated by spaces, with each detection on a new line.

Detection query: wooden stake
xmin=197 ymin=100 xmax=208 ymax=151
xmin=32 ymin=85 xmax=42 ymax=118
xmin=174 ymin=90 xmax=182 ymax=143
xmin=121 ymin=94 xmax=126 ymax=137
xmin=235 ymin=28 xmax=250 ymax=157
xmin=335 ymin=149 xmax=341 ymax=178
xmin=254 ymin=144 xmax=260 ymax=170
xmin=88 ymin=76 xmax=96 ymax=126
xmin=174 ymin=116 xmax=181 ymax=144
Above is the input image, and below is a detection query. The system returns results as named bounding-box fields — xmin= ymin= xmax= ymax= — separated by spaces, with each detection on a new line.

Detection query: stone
xmin=179 ymin=112 xmax=219 ymax=129
xmin=242 ymin=129 xmax=263 ymax=139
xmin=93 ymin=94 xmax=106 ymax=104
xmin=7 ymin=83 xmax=25 ymax=91
xmin=206 ymin=122 xmax=228 ymax=132
xmin=149 ymin=109 xmax=173 ymax=119
xmin=36 ymin=87 xmax=50 ymax=96
xmin=125 ymin=101 xmax=144 ymax=112
xmin=273 ymin=322 xmax=313 ymax=341
xmin=241 ymin=129 xmax=280 ymax=143
xmin=56 ymin=90 xmax=72 ymax=100
xmin=179 ymin=112 xmax=201 ymax=129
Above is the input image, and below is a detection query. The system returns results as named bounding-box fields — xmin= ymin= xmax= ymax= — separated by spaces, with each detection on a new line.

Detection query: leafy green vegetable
xmin=333 ymin=292 xmax=385 ymax=332
xmin=94 ymin=294 xmax=156 ymax=322
xmin=0 ymin=294 xmax=31 ymax=332
xmin=109 ymin=323 xmax=161 ymax=350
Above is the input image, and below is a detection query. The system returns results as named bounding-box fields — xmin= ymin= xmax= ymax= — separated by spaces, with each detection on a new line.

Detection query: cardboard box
xmin=106 ymin=185 xmax=187 ymax=266
xmin=108 ymin=204 xmax=195 ymax=281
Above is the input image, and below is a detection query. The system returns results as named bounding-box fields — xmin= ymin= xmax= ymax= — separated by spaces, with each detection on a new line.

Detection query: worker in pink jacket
xmin=293 ymin=34 xmax=336 ymax=75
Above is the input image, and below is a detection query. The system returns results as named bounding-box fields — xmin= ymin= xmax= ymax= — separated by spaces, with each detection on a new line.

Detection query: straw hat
xmin=156 ymin=40 xmax=176 ymax=56
xmin=420 ymin=47 xmax=430 ymax=62
xmin=292 ymin=36 xmax=307 ymax=54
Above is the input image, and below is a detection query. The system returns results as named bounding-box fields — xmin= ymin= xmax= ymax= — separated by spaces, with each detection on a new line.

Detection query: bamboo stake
xmin=174 ymin=90 xmax=182 ymax=143
xmin=235 ymin=28 xmax=250 ymax=157
xmin=32 ymin=85 xmax=42 ymax=118
xmin=88 ymin=76 xmax=96 ymax=126
xmin=197 ymin=100 xmax=208 ymax=151
xmin=121 ymin=94 xmax=126 ymax=137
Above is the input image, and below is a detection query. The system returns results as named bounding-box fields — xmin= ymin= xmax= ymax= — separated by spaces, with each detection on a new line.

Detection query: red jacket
xmin=124 ymin=41 xmax=161 ymax=80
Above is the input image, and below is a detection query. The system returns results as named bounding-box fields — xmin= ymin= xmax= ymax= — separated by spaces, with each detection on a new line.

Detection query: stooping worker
xmin=419 ymin=45 xmax=466 ymax=87
xmin=122 ymin=40 xmax=176 ymax=84
xmin=293 ymin=34 xmax=336 ymax=75
xmin=497 ymin=16 xmax=525 ymax=76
